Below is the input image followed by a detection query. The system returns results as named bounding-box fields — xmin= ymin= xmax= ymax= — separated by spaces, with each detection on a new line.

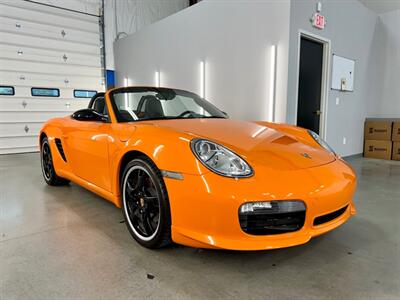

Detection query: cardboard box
xmin=364 ymin=121 xmax=392 ymax=141
xmin=392 ymin=122 xmax=400 ymax=142
xmin=364 ymin=140 xmax=392 ymax=160
xmin=392 ymin=142 xmax=400 ymax=161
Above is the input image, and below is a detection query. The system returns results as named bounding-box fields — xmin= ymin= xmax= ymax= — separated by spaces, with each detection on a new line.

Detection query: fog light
xmin=239 ymin=200 xmax=305 ymax=214
xmin=240 ymin=202 xmax=272 ymax=213
xmin=239 ymin=200 xmax=306 ymax=235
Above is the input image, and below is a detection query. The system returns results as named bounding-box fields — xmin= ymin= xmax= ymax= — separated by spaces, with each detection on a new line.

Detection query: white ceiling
xmin=359 ymin=0 xmax=400 ymax=14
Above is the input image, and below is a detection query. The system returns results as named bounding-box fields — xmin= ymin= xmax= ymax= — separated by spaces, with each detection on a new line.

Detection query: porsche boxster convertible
xmin=39 ymin=87 xmax=357 ymax=250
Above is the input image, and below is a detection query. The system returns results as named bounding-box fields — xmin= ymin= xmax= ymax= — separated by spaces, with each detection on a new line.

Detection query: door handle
xmin=313 ymin=110 xmax=322 ymax=116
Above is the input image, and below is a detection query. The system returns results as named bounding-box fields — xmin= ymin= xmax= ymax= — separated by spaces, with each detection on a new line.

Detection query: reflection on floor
xmin=1 ymin=153 xmax=399 ymax=299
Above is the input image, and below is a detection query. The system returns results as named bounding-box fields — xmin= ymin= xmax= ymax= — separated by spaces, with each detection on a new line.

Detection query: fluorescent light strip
xmin=155 ymin=71 xmax=160 ymax=87
xmin=124 ymin=77 xmax=129 ymax=107
xmin=269 ymin=45 xmax=277 ymax=122
xmin=200 ymin=61 xmax=205 ymax=98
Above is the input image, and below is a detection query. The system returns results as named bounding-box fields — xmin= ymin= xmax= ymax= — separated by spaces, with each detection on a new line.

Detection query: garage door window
xmin=0 ymin=86 xmax=15 ymax=96
xmin=74 ymin=90 xmax=97 ymax=98
xmin=31 ymin=88 xmax=60 ymax=97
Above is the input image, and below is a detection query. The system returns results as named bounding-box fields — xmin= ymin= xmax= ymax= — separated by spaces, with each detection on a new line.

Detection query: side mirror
xmin=72 ymin=109 xmax=108 ymax=122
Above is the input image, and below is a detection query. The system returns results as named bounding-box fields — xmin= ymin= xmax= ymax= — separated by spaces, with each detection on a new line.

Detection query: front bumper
xmin=165 ymin=159 xmax=357 ymax=250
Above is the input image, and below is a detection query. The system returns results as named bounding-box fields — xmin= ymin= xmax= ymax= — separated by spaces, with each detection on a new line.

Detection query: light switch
xmin=336 ymin=97 xmax=340 ymax=105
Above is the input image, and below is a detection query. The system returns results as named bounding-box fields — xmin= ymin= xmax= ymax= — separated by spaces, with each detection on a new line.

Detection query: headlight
xmin=308 ymin=130 xmax=336 ymax=154
xmin=191 ymin=139 xmax=253 ymax=178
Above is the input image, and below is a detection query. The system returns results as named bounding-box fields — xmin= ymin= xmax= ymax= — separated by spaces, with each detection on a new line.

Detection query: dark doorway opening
xmin=297 ymin=37 xmax=324 ymax=134
xmin=189 ymin=0 xmax=200 ymax=6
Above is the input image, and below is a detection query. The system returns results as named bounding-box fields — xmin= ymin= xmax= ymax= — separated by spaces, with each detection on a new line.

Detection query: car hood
xmin=148 ymin=119 xmax=336 ymax=170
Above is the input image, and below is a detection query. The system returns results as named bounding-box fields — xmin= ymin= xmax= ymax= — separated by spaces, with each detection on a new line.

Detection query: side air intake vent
xmin=55 ymin=138 xmax=67 ymax=162
xmin=313 ymin=205 xmax=348 ymax=226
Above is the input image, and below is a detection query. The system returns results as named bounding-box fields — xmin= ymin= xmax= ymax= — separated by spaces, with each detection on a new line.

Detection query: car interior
xmin=136 ymin=95 xmax=165 ymax=119
xmin=88 ymin=94 xmax=167 ymax=122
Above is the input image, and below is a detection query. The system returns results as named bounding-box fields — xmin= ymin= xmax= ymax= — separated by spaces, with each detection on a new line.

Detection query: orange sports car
xmin=39 ymin=87 xmax=357 ymax=250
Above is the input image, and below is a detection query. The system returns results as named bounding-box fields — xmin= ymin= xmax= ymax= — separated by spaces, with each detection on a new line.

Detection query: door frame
xmin=294 ymin=30 xmax=331 ymax=139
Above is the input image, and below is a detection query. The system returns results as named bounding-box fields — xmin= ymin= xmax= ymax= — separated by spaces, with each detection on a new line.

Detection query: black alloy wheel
xmin=121 ymin=157 xmax=171 ymax=248
xmin=40 ymin=137 xmax=69 ymax=186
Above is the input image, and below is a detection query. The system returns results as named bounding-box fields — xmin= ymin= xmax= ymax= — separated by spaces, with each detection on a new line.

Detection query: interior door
xmin=297 ymin=37 xmax=324 ymax=134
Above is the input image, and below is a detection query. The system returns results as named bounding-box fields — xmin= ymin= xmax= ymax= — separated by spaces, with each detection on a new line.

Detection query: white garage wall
xmin=28 ymin=0 xmax=101 ymax=15
xmin=286 ymin=0 xmax=378 ymax=157
xmin=367 ymin=9 xmax=400 ymax=118
xmin=104 ymin=0 xmax=189 ymax=70
xmin=0 ymin=0 xmax=104 ymax=154
xmin=19 ymin=0 xmax=189 ymax=71
xmin=114 ymin=0 xmax=291 ymax=122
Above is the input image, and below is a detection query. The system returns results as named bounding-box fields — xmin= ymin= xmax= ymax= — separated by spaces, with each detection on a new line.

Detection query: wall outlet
xmin=336 ymin=97 xmax=340 ymax=105
xmin=343 ymin=137 xmax=347 ymax=145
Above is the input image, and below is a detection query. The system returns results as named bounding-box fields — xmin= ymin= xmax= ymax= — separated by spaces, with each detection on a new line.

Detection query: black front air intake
xmin=313 ymin=205 xmax=348 ymax=226
xmin=239 ymin=201 xmax=306 ymax=235
xmin=55 ymin=138 xmax=67 ymax=162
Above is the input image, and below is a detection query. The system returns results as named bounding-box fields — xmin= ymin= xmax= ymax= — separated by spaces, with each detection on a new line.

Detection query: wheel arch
xmin=116 ymin=150 xmax=155 ymax=206
xmin=39 ymin=132 xmax=47 ymax=149
xmin=112 ymin=128 xmax=206 ymax=208
xmin=118 ymin=149 xmax=172 ymax=248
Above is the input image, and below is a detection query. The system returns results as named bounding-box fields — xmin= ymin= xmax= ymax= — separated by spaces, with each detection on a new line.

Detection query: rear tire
xmin=41 ymin=137 xmax=70 ymax=186
xmin=121 ymin=156 xmax=172 ymax=249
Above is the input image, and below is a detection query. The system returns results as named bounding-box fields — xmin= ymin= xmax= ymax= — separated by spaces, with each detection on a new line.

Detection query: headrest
xmin=143 ymin=95 xmax=164 ymax=118
xmin=93 ymin=97 xmax=105 ymax=113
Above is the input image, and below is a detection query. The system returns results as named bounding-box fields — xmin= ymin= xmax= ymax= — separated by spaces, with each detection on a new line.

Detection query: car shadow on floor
xmin=49 ymin=179 xmax=384 ymax=270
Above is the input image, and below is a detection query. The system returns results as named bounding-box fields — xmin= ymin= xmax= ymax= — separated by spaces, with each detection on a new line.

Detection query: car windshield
xmin=110 ymin=87 xmax=227 ymax=122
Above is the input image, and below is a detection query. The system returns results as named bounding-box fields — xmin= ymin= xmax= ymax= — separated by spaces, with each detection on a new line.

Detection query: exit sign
xmin=312 ymin=13 xmax=325 ymax=30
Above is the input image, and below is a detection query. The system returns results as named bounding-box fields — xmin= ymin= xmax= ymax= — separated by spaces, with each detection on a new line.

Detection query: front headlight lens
xmin=191 ymin=139 xmax=253 ymax=177
xmin=308 ymin=130 xmax=336 ymax=154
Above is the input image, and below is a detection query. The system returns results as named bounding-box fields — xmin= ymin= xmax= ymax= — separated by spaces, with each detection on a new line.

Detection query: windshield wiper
xmin=177 ymin=116 xmax=227 ymax=119
xmin=136 ymin=116 xmax=226 ymax=121
xmin=138 ymin=116 xmax=178 ymax=121
xmin=201 ymin=116 xmax=227 ymax=119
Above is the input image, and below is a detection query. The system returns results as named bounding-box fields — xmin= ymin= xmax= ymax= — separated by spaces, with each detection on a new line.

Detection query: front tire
xmin=41 ymin=137 xmax=69 ymax=186
xmin=121 ymin=156 xmax=172 ymax=249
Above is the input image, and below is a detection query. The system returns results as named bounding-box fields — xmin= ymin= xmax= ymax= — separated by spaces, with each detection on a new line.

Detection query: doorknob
xmin=313 ymin=110 xmax=322 ymax=116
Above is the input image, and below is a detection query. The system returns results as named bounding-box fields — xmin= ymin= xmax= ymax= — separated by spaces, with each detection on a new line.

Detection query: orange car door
xmin=63 ymin=118 xmax=111 ymax=192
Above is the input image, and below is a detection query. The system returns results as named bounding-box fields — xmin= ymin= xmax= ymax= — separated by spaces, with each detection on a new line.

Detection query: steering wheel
xmin=178 ymin=110 xmax=197 ymax=118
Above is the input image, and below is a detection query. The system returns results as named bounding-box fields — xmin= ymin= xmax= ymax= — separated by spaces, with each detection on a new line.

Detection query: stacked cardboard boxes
xmin=364 ymin=119 xmax=400 ymax=161
xmin=393 ymin=122 xmax=400 ymax=161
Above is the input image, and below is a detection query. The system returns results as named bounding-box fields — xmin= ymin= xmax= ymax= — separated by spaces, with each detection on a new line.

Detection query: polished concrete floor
xmin=1 ymin=153 xmax=399 ymax=299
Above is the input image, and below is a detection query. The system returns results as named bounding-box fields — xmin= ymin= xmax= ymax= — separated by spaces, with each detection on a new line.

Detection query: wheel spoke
xmin=149 ymin=212 xmax=159 ymax=229
xmin=141 ymin=211 xmax=154 ymax=235
xmin=137 ymin=213 xmax=148 ymax=235
xmin=124 ymin=166 xmax=161 ymax=239
xmin=125 ymin=179 xmax=135 ymax=197
xmin=144 ymin=196 xmax=158 ymax=203
xmin=145 ymin=196 xmax=159 ymax=215
xmin=126 ymin=199 xmax=138 ymax=217
xmin=133 ymin=170 xmax=144 ymax=190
